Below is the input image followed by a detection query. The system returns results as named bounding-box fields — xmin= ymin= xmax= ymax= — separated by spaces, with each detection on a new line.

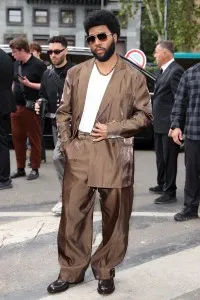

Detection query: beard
xmin=51 ymin=54 xmax=66 ymax=67
xmin=91 ymin=40 xmax=115 ymax=62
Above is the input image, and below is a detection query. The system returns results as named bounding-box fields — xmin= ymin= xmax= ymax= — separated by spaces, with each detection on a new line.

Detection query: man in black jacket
xmin=149 ymin=41 xmax=184 ymax=204
xmin=0 ymin=49 xmax=15 ymax=190
xmin=36 ymin=36 xmax=74 ymax=215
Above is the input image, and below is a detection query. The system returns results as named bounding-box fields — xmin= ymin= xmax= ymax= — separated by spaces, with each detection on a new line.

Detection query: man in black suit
xmin=149 ymin=41 xmax=184 ymax=204
xmin=0 ymin=49 xmax=15 ymax=190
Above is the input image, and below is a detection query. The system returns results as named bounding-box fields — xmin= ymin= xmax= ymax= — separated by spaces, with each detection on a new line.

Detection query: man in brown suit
xmin=47 ymin=10 xmax=152 ymax=295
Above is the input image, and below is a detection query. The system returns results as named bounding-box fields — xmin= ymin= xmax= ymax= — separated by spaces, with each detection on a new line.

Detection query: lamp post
xmin=164 ymin=0 xmax=169 ymax=40
xmin=101 ymin=0 xmax=104 ymax=9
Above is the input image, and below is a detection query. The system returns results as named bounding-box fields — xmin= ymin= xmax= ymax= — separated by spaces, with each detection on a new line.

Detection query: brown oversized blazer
xmin=56 ymin=56 xmax=153 ymax=188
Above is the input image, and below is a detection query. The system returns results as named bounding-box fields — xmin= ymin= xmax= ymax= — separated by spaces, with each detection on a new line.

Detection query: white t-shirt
xmin=79 ymin=63 xmax=114 ymax=133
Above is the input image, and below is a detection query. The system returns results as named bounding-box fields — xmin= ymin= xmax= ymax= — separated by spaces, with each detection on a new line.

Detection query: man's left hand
xmin=91 ymin=122 xmax=108 ymax=142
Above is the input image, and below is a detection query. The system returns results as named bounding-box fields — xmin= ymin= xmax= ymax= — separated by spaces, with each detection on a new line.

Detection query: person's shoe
xmin=0 ymin=179 xmax=13 ymax=190
xmin=11 ymin=169 xmax=26 ymax=179
xmin=47 ymin=278 xmax=84 ymax=294
xmin=26 ymin=170 xmax=39 ymax=180
xmin=149 ymin=185 xmax=164 ymax=194
xmin=174 ymin=207 xmax=199 ymax=222
xmin=51 ymin=201 xmax=62 ymax=215
xmin=97 ymin=278 xmax=115 ymax=295
xmin=154 ymin=193 xmax=177 ymax=204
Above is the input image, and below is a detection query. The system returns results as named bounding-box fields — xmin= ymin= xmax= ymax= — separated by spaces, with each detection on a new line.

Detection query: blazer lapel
xmin=154 ymin=61 xmax=176 ymax=95
xmin=96 ymin=57 xmax=126 ymax=120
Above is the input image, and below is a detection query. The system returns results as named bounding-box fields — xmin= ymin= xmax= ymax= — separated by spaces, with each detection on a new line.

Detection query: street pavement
xmin=0 ymin=149 xmax=200 ymax=300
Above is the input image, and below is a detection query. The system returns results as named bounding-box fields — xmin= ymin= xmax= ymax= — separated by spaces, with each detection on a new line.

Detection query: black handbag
xmin=18 ymin=64 xmax=35 ymax=111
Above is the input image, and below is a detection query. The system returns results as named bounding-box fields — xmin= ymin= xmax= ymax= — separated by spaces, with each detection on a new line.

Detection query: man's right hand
xmin=170 ymin=128 xmax=183 ymax=145
xmin=35 ymin=101 xmax=40 ymax=114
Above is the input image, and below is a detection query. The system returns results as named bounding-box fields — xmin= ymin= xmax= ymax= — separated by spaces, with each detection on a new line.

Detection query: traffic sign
xmin=125 ymin=49 xmax=147 ymax=69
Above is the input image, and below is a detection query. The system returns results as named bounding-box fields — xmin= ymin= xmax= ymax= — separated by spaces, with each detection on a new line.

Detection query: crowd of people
xmin=0 ymin=9 xmax=200 ymax=297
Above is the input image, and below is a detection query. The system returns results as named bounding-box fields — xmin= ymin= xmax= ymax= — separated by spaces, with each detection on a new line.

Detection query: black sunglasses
xmin=86 ymin=33 xmax=113 ymax=45
xmin=47 ymin=48 xmax=66 ymax=55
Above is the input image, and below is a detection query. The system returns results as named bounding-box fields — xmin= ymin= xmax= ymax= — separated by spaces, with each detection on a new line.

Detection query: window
xmin=112 ymin=10 xmax=128 ymax=29
xmin=85 ymin=9 xmax=100 ymax=19
xmin=64 ymin=36 xmax=75 ymax=46
xmin=7 ymin=8 xmax=23 ymax=25
xmin=32 ymin=35 xmax=49 ymax=45
xmin=33 ymin=9 xmax=49 ymax=25
xmin=4 ymin=34 xmax=26 ymax=44
xmin=60 ymin=10 xmax=75 ymax=27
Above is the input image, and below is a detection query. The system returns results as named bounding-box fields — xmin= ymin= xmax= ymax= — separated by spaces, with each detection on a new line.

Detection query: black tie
xmin=160 ymin=68 xmax=163 ymax=75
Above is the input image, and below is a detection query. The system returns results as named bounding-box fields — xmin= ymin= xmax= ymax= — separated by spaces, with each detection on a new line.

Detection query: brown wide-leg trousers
xmin=58 ymin=136 xmax=133 ymax=282
xmin=11 ymin=105 xmax=41 ymax=169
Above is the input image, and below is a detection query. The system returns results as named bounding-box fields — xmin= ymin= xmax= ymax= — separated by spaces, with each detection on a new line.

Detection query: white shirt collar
xmin=161 ymin=58 xmax=174 ymax=72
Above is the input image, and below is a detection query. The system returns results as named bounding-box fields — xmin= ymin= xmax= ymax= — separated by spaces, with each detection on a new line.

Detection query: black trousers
xmin=0 ymin=114 xmax=10 ymax=182
xmin=154 ymin=133 xmax=179 ymax=195
xmin=184 ymin=138 xmax=200 ymax=210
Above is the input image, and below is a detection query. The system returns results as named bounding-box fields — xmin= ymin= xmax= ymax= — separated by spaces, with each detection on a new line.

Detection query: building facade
xmin=0 ymin=0 xmax=141 ymax=55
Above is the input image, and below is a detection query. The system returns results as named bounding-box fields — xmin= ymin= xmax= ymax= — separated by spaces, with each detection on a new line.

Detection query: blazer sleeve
xmin=170 ymin=72 xmax=188 ymax=130
xmin=107 ymin=72 xmax=153 ymax=138
xmin=56 ymin=70 xmax=73 ymax=143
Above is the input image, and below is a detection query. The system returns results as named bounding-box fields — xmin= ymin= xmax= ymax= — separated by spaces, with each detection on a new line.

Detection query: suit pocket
xmin=65 ymin=138 xmax=84 ymax=160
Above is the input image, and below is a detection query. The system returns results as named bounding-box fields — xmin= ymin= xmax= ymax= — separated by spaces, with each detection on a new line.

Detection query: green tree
xmin=168 ymin=0 xmax=200 ymax=51
xmin=119 ymin=0 xmax=200 ymax=52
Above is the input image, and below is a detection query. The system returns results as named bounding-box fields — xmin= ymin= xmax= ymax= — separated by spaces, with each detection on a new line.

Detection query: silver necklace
xmin=95 ymin=60 xmax=117 ymax=76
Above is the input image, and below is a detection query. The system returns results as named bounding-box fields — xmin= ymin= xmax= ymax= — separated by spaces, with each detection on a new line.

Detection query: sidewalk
xmin=41 ymin=245 xmax=200 ymax=300
xmin=1 ymin=150 xmax=200 ymax=299
xmin=1 ymin=212 xmax=200 ymax=300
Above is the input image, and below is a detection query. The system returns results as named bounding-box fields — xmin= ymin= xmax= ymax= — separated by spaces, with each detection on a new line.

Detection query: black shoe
xmin=149 ymin=185 xmax=164 ymax=194
xmin=0 ymin=179 xmax=13 ymax=190
xmin=47 ymin=278 xmax=84 ymax=294
xmin=174 ymin=207 xmax=198 ymax=222
xmin=11 ymin=169 xmax=26 ymax=179
xmin=97 ymin=278 xmax=115 ymax=295
xmin=154 ymin=193 xmax=177 ymax=204
xmin=26 ymin=170 xmax=39 ymax=180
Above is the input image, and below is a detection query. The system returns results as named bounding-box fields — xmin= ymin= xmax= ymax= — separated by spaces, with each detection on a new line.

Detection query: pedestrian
xmin=28 ymin=41 xmax=47 ymax=165
xmin=47 ymin=10 xmax=152 ymax=295
xmin=170 ymin=63 xmax=200 ymax=221
xmin=9 ymin=37 xmax=46 ymax=180
xmin=0 ymin=48 xmax=16 ymax=190
xmin=149 ymin=41 xmax=184 ymax=204
xmin=35 ymin=36 xmax=74 ymax=215
xmin=29 ymin=41 xmax=42 ymax=60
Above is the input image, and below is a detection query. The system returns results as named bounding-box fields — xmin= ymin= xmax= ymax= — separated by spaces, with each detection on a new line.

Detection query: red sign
xmin=125 ymin=49 xmax=147 ymax=69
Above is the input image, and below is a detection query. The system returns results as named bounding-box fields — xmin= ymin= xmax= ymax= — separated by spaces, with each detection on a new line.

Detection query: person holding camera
xmin=35 ymin=36 xmax=74 ymax=215
xmin=9 ymin=37 xmax=46 ymax=180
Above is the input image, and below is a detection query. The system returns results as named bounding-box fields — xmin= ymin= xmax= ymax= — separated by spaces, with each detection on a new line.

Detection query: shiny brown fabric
xmin=56 ymin=55 xmax=152 ymax=282
xmin=56 ymin=56 xmax=152 ymax=188
xmin=58 ymin=135 xmax=133 ymax=282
